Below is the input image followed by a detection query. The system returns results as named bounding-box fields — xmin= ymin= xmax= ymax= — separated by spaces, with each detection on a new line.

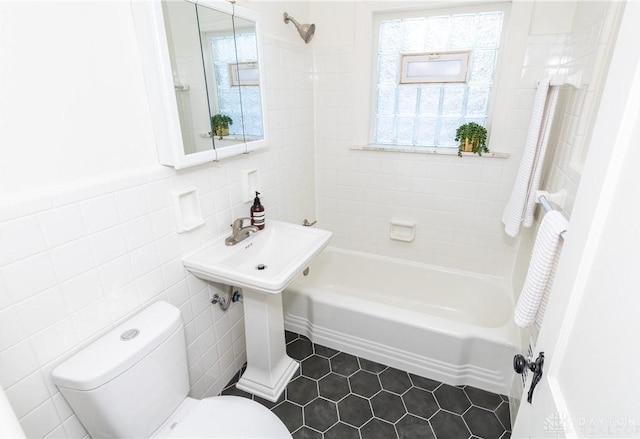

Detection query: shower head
xmin=283 ymin=12 xmax=315 ymax=44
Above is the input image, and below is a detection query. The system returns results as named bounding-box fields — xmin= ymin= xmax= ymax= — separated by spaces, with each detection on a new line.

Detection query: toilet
xmin=52 ymin=301 xmax=292 ymax=439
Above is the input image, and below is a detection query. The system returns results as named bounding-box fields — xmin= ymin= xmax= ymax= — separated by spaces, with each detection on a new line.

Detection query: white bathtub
xmin=283 ymin=247 xmax=521 ymax=396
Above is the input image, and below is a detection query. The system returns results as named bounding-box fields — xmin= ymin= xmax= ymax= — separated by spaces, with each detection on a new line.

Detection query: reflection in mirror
xmin=161 ymin=1 xmax=218 ymax=154
xmin=196 ymin=3 xmax=245 ymax=149
xmin=232 ymin=15 xmax=264 ymax=145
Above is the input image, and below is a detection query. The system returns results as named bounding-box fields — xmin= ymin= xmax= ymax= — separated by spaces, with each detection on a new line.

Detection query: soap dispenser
xmin=250 ymin=191 xmax=265 ymax=230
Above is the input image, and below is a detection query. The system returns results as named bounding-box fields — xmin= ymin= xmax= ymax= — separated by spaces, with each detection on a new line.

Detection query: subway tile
xmin=161 ymin=258 xmax=186 ymax=289
xmin=186 ymin=340 xmax=201 ymax=366
xmin=122 ymin=216 xmax=154 ymax=251
xmin=18 ymin=398 xmax=61 ymax=439
xmin=200 ymin=345 xmax=218 ymax=372
xmin=6 ymin=371 xmax=51 ymax=418
xmin=62 ymin=414 xmax=87 ymax=438
xmin=194 ymin=308 xmax=214 ymax=334
xmin=0 ymin=340 xmax=39 ymax=389
xmin=104 ymin=283 xmax=140 ymax=323
xmin=51 ymin=392 xmax=73 ymax=420
xmin=0 ymin=215 xmax=47 ymax=266
xmin=16 ymin=286 xmax=68 ymax=337
xmin=150 ymin=208 xmax=175 ymax=239
xmin=156 ymin=234 xmax=181 ymax=264
xmin=0 ymin=193 xmax=52 ymax=223
xmin=115 ymin=186 xmax=149 ymax=222
xmin=179 ymin=301 xmax=195 ymax=325
xmin=129 ymin=243 xmax=160 ymax=278
xmin=136 ymin=268 xmax=165 ymax=304
xmin=198 ymin=326 xmax=217 ymax=355
xmin=59 ymin=269 xmax=103 ymax=313
xmin=219 ymin=343 xmax=235 ymax=374
xmin=0 ymin=307 xmax=27 ymax=351
xmin=188 ymin=359 xmax=204 ymax=388
xmin=98 ymin=255 xmax=134 ymax=294
xmin=50 ymin=181 xmax=106 ymax=208
xmin=70 ymin=299 xmax=111 ymax=343
xmin=29 ymin=318 xmax=78 ymax=366
xmin=166 ymin=279 xmax=190 ymax=308
xmin=80 ymin=194 xmax=120 ymax=233
xmin=37 ymin=204 xmax=87 ymax=249
xmin=44 ymin=424 xmax=67 ymax=439
xmin=1 ymin=253 xmax=58 ymax=303
xmin=145 ymin=179 xmax=171 ymax=212
xmin=89 ymin=225 xmax=128 ymax=266
xmin=0 ymin=273 xmax=10 ymax=310
xmin=50 ymin=238 xmax=95 ymax=283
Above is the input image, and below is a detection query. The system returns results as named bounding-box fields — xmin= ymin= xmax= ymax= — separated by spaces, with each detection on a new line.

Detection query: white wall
xmin=0 ymin=2 xmax=316 ymax=438
xmin=0 ymin=1 xmax=158 ymax=197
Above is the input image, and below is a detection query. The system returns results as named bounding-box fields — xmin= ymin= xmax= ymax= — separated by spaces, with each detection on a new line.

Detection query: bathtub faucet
xmin=225 ymin=217 xmax=259 ymax=246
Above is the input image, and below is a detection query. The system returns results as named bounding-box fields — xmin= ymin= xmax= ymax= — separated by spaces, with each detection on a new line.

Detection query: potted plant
xmin=455 ymin=122 xmax=489 ymax=157
xmin=211 ymin=114 xmax=233 ymax=139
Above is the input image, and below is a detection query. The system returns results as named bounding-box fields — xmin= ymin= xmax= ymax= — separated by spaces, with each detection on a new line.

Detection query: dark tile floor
xmin=222 ymin=332 xmax=512 ymax=439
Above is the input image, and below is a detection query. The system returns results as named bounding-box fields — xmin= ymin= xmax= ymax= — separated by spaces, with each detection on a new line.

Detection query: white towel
xmin=502 ymin=77 xmax=560 ymax=237
xmin=514 ymin=210 xmax=568 ymax=328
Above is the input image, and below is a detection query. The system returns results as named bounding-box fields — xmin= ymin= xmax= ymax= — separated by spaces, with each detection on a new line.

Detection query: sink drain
xmin=256 ymin=264 xmax=267 ymax=270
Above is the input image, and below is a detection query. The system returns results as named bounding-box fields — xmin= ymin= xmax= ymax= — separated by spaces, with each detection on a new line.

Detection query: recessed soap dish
xmin=390 ymin=219 xmax=416 ymax=242
xmin=171 ymin=186 xmax=205 ymax=233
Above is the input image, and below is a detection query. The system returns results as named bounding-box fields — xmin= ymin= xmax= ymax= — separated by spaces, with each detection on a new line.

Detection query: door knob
xmin=513 ymin=352 xmax=545 ymax=403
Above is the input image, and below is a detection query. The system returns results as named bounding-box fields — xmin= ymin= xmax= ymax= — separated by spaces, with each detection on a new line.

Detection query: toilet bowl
xmin=52 ymin=301 xmax=292 ymax=439
xmin=153 ymin=396 xmax=290 ymax=438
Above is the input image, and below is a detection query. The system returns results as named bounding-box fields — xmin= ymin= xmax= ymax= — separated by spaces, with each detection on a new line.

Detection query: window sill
xmin=350 ymin=144 xmax=510 ymax=158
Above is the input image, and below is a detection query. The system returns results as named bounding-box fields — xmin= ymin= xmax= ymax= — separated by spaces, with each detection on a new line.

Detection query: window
xmin=209 ymin=33 xmax=264 ymax=139
xmin=400 ymin=51 xmax=470 ymax=84
xmin=373 ymin=9 xmax=504 ymax=149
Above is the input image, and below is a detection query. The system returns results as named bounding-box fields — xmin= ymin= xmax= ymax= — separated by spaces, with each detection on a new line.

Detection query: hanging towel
xmin=514 ymin=210 xmax=568 ymax=328
xmin=502 ymin=77 xmax=560 ymax=237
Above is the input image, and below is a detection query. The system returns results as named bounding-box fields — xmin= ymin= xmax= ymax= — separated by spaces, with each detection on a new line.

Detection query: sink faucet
xmin=225 ymin=217 xmax=259 ymax=246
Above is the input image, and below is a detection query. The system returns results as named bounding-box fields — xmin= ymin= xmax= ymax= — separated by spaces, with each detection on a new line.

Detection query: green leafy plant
xmin=455 ymin=122 xmax=488 ymax=157
xmin=211 ymin=114 xmax=233 ymax=139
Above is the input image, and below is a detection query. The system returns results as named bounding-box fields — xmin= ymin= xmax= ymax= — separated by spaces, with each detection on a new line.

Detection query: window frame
xmin=399 ymin=51 xmax=471 ymax=84
xmin=368 ymin=3 xmax=510 ymax=153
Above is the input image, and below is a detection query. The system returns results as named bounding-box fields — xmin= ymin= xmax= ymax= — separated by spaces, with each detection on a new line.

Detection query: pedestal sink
xmin=183 ymin=220 xmax=332 ymax=401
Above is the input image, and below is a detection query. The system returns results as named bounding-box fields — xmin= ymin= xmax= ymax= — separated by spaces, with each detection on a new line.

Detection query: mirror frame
xmin=131 ymin=0 xmax=268 ymax=168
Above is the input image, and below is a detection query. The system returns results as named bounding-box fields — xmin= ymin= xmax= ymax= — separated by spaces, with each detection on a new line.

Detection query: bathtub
xmin=283 ymin=247 xmax=521 ymax=396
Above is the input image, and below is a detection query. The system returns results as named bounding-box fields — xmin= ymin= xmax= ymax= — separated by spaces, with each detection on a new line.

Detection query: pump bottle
xmin=250 ymin=191 xmax=265 ymax=230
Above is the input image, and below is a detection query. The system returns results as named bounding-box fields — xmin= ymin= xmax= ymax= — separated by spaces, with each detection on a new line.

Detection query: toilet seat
xmin=159 ymin=396 xmax=292 ymax=438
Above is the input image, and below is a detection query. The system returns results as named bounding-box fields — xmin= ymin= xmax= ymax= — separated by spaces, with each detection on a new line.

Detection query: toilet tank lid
xmin=52 ymin=301 xmax=183 ymax=391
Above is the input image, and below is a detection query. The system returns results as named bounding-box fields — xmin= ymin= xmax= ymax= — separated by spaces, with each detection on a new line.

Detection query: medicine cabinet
xmin=132 ymin=0 xmax=267 ymax=168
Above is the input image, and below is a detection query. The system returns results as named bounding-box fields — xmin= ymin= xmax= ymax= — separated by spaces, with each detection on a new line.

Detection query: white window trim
xmin=350 ymin=2 xmax=512 ymax=154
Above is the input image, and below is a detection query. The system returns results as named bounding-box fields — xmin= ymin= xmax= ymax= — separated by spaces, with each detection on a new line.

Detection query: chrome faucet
xmin=225 ymin=217 xmax=259 ymax=246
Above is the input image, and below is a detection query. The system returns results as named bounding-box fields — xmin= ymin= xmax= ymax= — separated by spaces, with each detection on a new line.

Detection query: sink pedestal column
xmin=236 ymin=287 xmax=299 ymax=402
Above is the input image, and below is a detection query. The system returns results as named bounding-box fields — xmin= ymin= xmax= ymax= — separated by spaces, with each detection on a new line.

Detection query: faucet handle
xmin=231 ymin=217 xmax=251 ymax=230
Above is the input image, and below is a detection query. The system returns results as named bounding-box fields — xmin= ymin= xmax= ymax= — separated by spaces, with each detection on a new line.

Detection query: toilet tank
xmin=52 ymin=302 xmax=189 ymax=439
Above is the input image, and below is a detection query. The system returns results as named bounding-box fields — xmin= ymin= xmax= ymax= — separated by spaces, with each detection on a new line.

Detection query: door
xmin=512 ymin=2 xmax=640 ymax=437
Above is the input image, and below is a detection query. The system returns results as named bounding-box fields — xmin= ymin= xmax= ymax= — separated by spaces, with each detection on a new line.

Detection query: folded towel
xmin=502 ymin=77 xmax=560 ymax=237
xmin=514 ymin=210 xmax=568 ymax=328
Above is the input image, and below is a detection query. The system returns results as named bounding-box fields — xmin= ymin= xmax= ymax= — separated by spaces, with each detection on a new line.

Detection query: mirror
xmin=230 ymin=15 xmax=264 ymax=146
xmin=133 ymin=0 xmax=267 ymax=168
xmin=161 ymin=0 xmax=221 ymax=154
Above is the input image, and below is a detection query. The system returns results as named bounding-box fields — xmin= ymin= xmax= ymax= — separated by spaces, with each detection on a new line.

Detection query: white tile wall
xmin=510 ymin=1 xmax=622 ymax=296
xmin=314 ymin=45 xmax=518 ymax=277
xmin=313 ymin=2 xmax=622 ymax=280
xmin=0 ymin=35 xmax=315 ymax=439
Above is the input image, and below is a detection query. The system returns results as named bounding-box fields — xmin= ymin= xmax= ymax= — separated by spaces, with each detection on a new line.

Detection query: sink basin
xmin=183 ymin=220 xmax=332 ymax=294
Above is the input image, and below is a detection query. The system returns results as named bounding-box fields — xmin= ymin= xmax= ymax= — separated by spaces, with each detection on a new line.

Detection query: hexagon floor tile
xmin=222 ymin=332 xmax=512 ymax=439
